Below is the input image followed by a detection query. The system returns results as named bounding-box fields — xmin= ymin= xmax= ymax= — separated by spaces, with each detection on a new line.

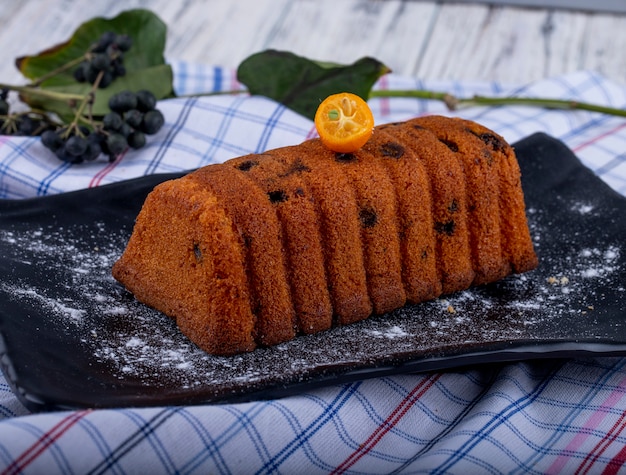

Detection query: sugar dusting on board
xmin=0 ymin=223 xmax=207 ymax=389
xmin=0 ymin=196 xmax=624 ymax=401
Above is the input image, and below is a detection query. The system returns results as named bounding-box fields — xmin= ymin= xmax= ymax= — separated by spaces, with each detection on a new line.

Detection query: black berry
xmin=135 ymin=90 xmax=157 ymax=111
xmin=141 ymin=109 xmax=164 ymax=134
xmin=17 ymin=116 xmax=37 ymax=135
xmin=124 ymin=109 xmax=143 ymax=129
xmin=103 ymin=112 xmax=123 ymax=131
xmin=83 ymin=141 xmax=102 ymax=161
xmin=91 ymin=32 xmax=116 ymax=53
xmin=97 ymin=71 xmax=113 ymax=88
xmin=106 ymin=133 xmax=127 ymax=156
xmin=109 ymin=91 xmax=137 ymax=113
xmin=91 ymin=53 xmax=111 ymax=71
xmin=73 ymin=66 xmax=86 ymax=83
xmin=115 ymin=34 xmax=133 ymax=52
xmin=41 ymin=130 xmax=63 ymax=151
xmin=65 ymin=135 xmax=88 ymax=157
xmin=127 ymin=131 xmax=146 ymax=149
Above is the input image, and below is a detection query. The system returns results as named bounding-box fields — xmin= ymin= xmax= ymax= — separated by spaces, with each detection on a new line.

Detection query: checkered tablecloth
xmin=0 ymin=62 xmax=625 ymax=474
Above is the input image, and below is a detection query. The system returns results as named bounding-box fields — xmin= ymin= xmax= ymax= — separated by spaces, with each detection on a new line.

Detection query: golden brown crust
xmin=382 ymin=121 xmax=475 ymax=293
xmin=112 ymin=115 xmax=538 ymax=355
xmin=269 ymin=144 xmax=373 ymax=325
xmin=298 ymin=139 xmax=406 ymax=315
xmin=361 ymin=129 xmax=441 ymax=303
xmin=407 ymin=116 xmax=511 ymax=285
xmin=227 ymin=152 xmax=333 ymax=335
xmin=189 ymin=164 xmax=297 ymax=347
xmin=112 ymin=177 xmax=256 ymax=354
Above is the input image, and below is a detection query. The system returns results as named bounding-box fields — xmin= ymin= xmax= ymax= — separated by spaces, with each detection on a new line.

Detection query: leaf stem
xmin=61 ymin=71 xmax=102 ymax=138
xmin=176 ymin=89 xmax=245 ymax=98
xmin=0 ymin=82 xmax=85 ymax=102
xmin=369 ymin=89 xmax=626 ymax=117
xmin=27 ymin=54 xmax=87 ymax=87
xmin=181 ymin=87 xmax=626 ymax=119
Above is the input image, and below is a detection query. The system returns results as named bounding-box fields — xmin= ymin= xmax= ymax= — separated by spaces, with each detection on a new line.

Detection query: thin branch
xmin=0 ymin=82 xmax=84 ymax=102
xmin=27 ymin=55 xmax=87 ymax=87
xmin=176 ymin=89 xmax=246 ymax=98
xmin=60 ymin=71 xmax=102 ymax=138
xmin=369 ymin=89 xmax=626 ymax=118
xmin=180 ymin=87 xmax=626 ymax=119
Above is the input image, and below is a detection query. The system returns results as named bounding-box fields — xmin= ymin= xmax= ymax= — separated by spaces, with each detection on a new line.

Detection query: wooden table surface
xmin=0 ymin=0 xmax=625 ymax=87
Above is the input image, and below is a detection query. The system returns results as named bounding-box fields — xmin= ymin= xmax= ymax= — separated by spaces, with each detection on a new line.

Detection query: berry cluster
xmin=41 ymin=89 xmax=164 ymax=164
xmin=0 ymin=30 xmax=166 ymax=164
xmin=0 ymin=89 xmax=54 ymax=137
xmin=73 ymin=32 xmax=132 ymax=88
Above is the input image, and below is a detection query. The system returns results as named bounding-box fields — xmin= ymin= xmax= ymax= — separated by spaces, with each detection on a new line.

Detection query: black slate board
xmin=0 ymin=133 xmax=624 ymax=412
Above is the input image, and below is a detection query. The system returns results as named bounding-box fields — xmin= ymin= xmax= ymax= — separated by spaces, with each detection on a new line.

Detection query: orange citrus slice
xmin=314 ymin=92 xmax=374 ymax=153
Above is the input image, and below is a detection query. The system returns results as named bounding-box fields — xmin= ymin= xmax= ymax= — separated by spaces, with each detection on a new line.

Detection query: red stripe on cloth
xmin=376 ymin=75 xmax=391 ymax=119
xmin=331 ymin=374 xmax=441 ymax=475
xmin=572 ymin=121 xmax=626 ymax=153
xmin=4 ymin=410 xmax=91 ymax=475
xmin=230 ymin=68 xmax=242 ymax=92
xmin=89 ymin=152 xmax=125 ymax=188
xmin=602 ymin=444 xmax=626 ymax=475
xmin=305 ymin=124 xmax=318 ymax=140
xmin=576 ymin=409 xmax=626 ymax=475
xmin=548 ymin=375 xmax=626 ymax=474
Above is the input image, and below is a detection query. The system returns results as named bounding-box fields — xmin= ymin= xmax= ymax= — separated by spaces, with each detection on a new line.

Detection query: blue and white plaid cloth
xmin=1 ymin=62 xmax=626 ymax=473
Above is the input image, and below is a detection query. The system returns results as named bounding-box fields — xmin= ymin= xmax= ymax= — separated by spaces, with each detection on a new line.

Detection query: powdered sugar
xmin=571 ymin=202 xmax=595 ymax=215
xmin=4 ymin=285 xmax=86 ymax=322
xmin=365 ymin=325 xmax=409 ymax=339
xmin=0 ymin=197 xmax=624 ymax=406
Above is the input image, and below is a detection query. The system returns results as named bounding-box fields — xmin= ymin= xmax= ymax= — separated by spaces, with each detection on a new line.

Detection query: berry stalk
xmin=368 ymin=89 xmax=626 ymax=118
xmin=0 ymin=83 xmax=85 ymax=102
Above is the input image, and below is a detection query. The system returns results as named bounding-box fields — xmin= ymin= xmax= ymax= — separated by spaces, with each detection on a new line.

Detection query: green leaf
xmin=17 ymin=9 xmax=167 ymax=84
xmin=237 ymin=50 xmax=391 ymax=120
xmin=15 ymin=8 xmax=173 ymax=113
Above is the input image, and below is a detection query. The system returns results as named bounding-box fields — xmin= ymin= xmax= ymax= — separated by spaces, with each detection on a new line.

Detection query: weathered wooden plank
xmin=263 ymin=0 xmax=430 ymax=71
xmin=579 ymin=13 xmax=626 ymax=83
xmin=355 ymin=1 xmax=440 ymax=77
xmin=160 ymin=0 xmax=292 ymax=66
xmin=415 ymin=4 xmax=551 ymax=83
xmin=0 ymin=0 xmax=625 ymax=89
xmin=414 ymin=3 xmax=626 ymax=85
xmin=418 ymin=0 xmax=626 ymax=14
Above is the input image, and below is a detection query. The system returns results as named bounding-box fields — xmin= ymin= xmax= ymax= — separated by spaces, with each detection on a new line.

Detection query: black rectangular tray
xmin=0 ymin=133 xmax=624 ymax=412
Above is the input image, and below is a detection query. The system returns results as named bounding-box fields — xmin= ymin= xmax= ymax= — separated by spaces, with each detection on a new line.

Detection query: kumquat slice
xmin=314 ymin=92 xmax=375 ymax=153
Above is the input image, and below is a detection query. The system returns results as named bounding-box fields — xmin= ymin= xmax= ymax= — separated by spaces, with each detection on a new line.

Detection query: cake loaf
xmin=112 ymin=115 xmax=538 ymax=355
